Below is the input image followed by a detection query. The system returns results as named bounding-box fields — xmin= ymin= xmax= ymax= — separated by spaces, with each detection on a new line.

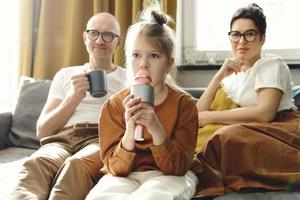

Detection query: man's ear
xmin=116 ymin=36 xmax=124 ymax=48
xmin=83 ymin=31 xmax=87 ymax=44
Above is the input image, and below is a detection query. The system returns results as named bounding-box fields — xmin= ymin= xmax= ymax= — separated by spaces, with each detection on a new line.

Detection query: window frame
xmin=177 ymin=0 xmax=300 ymax=66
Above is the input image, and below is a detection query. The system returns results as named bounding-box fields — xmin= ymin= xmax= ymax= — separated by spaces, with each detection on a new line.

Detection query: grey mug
xmin=87 ymin=70 xmax=107 ymax=97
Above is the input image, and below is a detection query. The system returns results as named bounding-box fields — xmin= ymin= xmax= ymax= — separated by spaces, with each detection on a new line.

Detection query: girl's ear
xmin=166 ymin=58 xmax=174 ymax=72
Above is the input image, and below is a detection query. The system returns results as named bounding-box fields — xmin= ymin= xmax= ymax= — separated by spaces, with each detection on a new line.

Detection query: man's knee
xmin=64 ymin=157 xmax=100 ymax=175
xmin=64 ymin=157 xmax=82 ymax=168
xmin=61 ymin=156 xmax=102 ymax=184
xmin=23 ymin=155 xmax=50 ymax=169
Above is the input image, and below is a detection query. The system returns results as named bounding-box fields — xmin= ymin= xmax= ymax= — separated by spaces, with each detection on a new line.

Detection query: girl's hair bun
xmin=151 ymin=10 xmax=167 ymax=25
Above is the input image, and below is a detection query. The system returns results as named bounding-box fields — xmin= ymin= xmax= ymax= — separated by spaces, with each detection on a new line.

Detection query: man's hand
xmin=70 ymin=73 xmax=90 ymax=101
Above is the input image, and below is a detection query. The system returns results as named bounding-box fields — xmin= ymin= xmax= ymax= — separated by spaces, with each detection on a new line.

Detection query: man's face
xmin=83 ymin=14 xmax=120 ymax=61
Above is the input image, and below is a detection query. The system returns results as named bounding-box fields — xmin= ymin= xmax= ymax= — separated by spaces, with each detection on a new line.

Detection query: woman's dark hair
xmin=230 ymin=3 xmax=266 ymax=35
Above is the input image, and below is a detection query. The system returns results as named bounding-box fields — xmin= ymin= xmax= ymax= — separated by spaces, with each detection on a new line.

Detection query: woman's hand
xmin=216 ymin=58 xmax=242 ymax=79
xmin=198 ymin=111 xmax=212 ymax=127
xmin=197 ymin=58 xmax=241 ymax=112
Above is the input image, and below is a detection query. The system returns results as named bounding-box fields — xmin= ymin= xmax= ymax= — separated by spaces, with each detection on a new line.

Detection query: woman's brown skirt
xmin=193 ymin=110 xmax=300 ymax=198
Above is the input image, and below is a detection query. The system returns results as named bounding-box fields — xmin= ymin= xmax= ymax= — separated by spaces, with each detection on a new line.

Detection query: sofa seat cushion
xmin=0 ymin=147 xmax=35 ymax=163
xmin=0 ymin=147 xmax=35 ymax=200
xmin=6 ymin=77 xmax=51 ymax=149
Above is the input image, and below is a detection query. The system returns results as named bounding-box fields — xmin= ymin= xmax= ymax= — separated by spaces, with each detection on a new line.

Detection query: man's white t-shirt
xmin=48 ymin=63 xmax=126 ymax=127
xmin=222 ymin=54 xmax=296 ymax=111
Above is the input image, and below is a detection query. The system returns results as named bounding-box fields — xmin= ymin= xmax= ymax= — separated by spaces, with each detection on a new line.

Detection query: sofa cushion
xmin=0 ymin=112 xmax=12 ymax=150
xmin=6 ymin=77 xmax=51 ymax=149
xmin=293 ymin=85 xmax=300 ymax=110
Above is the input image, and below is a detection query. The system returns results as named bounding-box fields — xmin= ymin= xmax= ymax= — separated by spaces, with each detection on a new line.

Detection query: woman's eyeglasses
xmin=228 ymin=30 xmax=258 ymax=43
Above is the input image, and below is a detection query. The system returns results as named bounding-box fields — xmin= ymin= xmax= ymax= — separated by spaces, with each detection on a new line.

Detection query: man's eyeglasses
xmin=86 ymin=30 xmax=119 ymax=43
xmin=228 ymin=30 xmax=258 ymax=43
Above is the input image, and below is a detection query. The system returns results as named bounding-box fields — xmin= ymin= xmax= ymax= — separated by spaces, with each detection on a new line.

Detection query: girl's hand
xmin=121 ymin=94 xmax=142 ymax=151
xmin=134 ymin=103 xmax=166 ymax=145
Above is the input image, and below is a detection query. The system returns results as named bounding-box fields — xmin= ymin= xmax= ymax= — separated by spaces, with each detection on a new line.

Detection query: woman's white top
xmin=222 ymin=54 xmax=296 ymax=111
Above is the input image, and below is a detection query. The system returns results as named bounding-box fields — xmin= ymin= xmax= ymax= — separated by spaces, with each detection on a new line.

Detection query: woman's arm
xmin=198 ymin=88 xmax=283 ymax=126
xmin=197 ymin=58 xmax=241 ymax=111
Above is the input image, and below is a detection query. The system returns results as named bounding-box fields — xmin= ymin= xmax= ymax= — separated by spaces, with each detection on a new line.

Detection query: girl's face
xmin=129 ymin=35 xmax=173 ymax=88
xmin=230 ymin=18 xmax=265 ymax=65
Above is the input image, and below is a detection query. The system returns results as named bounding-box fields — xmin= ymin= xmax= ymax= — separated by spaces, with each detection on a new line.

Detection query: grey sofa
xmin=0 ymin=78 xmax=51 ymax=199
xmin=0 ymin=78 xmax=300 ymax=200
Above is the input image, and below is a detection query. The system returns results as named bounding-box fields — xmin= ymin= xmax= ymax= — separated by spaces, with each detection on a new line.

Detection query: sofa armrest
xmin=292 ymin=86 xmax=300 ymax=110
xmin=0 ymin=112 xmax=12 ymax=150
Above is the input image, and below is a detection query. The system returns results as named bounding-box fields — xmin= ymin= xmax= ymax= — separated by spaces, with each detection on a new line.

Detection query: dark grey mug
xmin=87 ymin=70 xmax=107 ymax=97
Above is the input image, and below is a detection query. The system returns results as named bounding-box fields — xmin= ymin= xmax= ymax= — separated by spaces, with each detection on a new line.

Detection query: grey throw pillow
xmin=6 ymin=78 xmax=52 ymax=149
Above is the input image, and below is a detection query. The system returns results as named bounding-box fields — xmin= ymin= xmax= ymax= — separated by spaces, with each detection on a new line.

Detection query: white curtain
xmin=0 ymin=1 xmax=20 ymax=112
xmin=175 ymin=0 xmax=197 ymax=66
xmin=175 ymin=0 xmax=183 ymax=65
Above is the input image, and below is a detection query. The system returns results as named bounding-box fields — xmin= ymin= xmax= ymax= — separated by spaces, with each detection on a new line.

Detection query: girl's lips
xmin=135 ymin=70 xmax=152 ymax=84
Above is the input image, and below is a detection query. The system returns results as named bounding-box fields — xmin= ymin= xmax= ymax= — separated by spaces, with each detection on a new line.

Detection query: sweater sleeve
xmin=150 ymin=95 xmax=198 ymax=176
xmin=99 ymin=91 xmax=136 ymax=177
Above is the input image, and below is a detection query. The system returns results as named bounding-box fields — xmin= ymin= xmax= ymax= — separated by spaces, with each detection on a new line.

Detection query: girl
xmin=86 ymin=6 xmax=198 ymax=200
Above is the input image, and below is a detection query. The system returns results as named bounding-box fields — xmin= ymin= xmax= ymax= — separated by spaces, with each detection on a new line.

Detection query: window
xmin=0 ymin=1 xmax=20 ymax=112
xmin=178 ymin=0 xmax=300 ymax=65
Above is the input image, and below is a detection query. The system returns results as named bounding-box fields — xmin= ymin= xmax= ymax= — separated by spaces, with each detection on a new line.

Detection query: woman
xmin=86 ymin=5 xmax=198 ymax=200
xmin=193 ymin=3 xmax=300 ymax=197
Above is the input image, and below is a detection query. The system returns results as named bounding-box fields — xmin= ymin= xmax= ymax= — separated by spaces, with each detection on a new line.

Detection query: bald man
xmin=11 ymin=13 xmax=126 ymax=200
